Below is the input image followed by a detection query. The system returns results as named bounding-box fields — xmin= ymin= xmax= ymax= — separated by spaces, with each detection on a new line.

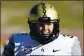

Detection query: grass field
xmin=1 ymin=1 xmax=83 ymax=55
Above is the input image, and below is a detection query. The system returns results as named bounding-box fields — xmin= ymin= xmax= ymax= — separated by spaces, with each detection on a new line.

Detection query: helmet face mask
xmin=28 ymin=2 xmax=60 ymax=44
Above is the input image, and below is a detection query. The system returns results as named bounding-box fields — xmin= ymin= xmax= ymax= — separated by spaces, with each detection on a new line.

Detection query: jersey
xmin=3 ymin=33 xmax=81 ymax=56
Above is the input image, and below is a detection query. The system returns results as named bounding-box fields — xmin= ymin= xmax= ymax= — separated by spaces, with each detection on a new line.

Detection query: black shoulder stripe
xmin=63 ymin=35 xmax=73 ymax=38
xmin=70 ymin=36 xmax=73 ymax=38
xmin=63 ymin=35 xmax=66 ymax=37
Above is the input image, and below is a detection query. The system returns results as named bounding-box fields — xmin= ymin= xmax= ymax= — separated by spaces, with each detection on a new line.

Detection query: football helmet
xmin=28 ymin=2 xmax=60 ymax=44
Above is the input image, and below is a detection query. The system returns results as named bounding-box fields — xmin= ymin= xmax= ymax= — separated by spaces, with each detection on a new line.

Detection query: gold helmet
xmin=28 ymin=2 xmax=59 ymax=23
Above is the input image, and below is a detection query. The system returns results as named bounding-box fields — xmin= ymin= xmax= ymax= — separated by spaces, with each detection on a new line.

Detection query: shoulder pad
xmin=63 ymin=34 xmax=73 ymax=38
xmin=12 ymin=33 xmax=30 ymax=43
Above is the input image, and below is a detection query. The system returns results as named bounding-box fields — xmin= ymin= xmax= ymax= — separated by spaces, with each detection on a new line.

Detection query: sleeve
xmin=72 ymin=37 xmax=81 ymax=55
xmin=3 ymin=35 xmax=15 ymax=56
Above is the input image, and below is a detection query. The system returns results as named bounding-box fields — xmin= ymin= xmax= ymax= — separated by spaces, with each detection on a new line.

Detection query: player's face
xmin=36 ymin=22 xmax=54 ymax=36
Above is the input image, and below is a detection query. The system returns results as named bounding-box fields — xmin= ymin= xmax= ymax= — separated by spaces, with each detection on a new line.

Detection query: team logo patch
xmin=41 ymin=48 xmax=44 ymax=52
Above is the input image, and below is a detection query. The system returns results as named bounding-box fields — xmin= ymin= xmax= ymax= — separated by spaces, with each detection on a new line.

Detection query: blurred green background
xmin=1 ymin=1 xmax=83 ymax=33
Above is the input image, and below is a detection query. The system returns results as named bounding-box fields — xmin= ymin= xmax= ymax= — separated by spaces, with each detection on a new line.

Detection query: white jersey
xmin=3 ymin=33 xmax=81 ymax=56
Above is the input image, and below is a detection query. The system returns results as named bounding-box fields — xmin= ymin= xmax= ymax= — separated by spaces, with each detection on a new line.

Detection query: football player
xmin=3 ymin=2 xmax=81 ymax=56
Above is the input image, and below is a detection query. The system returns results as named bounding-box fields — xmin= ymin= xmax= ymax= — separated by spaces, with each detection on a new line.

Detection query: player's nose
xmin=41 ymin=24 xmax=49 ymax=34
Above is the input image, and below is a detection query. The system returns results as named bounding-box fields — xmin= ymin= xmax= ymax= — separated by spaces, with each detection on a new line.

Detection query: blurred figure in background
xmin=3 ymin=2 xmax=81 ymax=56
